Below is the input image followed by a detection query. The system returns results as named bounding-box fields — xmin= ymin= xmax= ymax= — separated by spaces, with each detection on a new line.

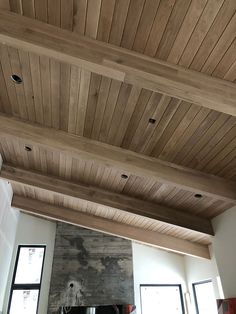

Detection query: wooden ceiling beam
xmin=0 ymin=163 xmax=214 ymax=235
xmin=12 ymin=195 xmax=211 ymax=259
xmin=0 ymin=115 xmax=235 ymax=204
xmin=0 ymin=10 xmax=235 ymax=116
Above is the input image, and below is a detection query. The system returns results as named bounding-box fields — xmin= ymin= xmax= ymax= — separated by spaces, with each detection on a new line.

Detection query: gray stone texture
xmin=48 ymin=223 xmax=134 ymax=313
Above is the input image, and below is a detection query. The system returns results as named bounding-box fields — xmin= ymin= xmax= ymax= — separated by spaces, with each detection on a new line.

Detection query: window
xmin=8 ymin=245 xmax=46 ymax=314
xmin=193 ymin=280 xmax=217 ymax=314
xmin=140 ymin=284 xmax=185 ymax=314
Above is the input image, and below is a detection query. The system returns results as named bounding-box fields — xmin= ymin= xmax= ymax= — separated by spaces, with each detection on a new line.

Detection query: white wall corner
xmin=2 ymin=213 xmax=57 ymax=314
xmin=1 ymin=180 xmax=13 ymax=205
xmin=0 ymin=154 xmax=14 ymax=204
xmin=0 ymin=175 xmax=19 ymax=313
xmin=212 ymin=206 xmax=236 ymax=299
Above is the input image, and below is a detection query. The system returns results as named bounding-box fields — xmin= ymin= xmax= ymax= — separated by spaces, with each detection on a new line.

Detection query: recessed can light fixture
xmin=121 ymin=174 xmax=128 ymax=179
xmin=194 ymin=193 xmax=202 ymax=199
xmin=24 ymin=145 xmax=32 ymax=152
xmin=149 ymin=118 xmax=156 ymax=124
xmin=10 ymin=74 xmax=23 ymax=84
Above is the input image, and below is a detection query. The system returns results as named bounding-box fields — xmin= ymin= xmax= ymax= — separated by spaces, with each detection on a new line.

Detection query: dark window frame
xmin=8 ymin=245 xmax=46 ymax=314
xmin=140 ymin=284 xmax=185 ymax=314
xmin=192 ymin=279 xmax=213 ymax=314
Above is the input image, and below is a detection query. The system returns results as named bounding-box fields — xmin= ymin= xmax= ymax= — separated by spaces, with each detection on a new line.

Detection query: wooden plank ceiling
xmin=0 ymin=0 xmax=235 ymax=256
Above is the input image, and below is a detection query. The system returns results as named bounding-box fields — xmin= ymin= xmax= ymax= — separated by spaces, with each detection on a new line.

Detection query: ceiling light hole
xmin=24 ymin=145 xmax=32 ymax=152
xmin=149 ymin=118 xmax=156 ymax=124
xmin=194 ymin=193 xmax=202 ymax=199
xmin=121 ymin=174 xmax=128 ymax=179
xmin=10 ymin=74 xmax=23 ymax=84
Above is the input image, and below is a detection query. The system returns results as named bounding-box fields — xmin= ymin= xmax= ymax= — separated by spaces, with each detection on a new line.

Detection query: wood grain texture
xmin=0 ymin=115 xmax=235 ymax=204
xmin=0 ymin=0 xmax=235 ymax=248
xmin=0 ymin=163 xmax=214 ymax=235
xmin=8 ymin=179 xmax=213 ymax=244
xmin=0 ymin=3 xmax=235 ymax=182
xmin=0 ymin=10 xmax=235 ymax=116
xmin=12 ymin=195 xmax=211 ymax=259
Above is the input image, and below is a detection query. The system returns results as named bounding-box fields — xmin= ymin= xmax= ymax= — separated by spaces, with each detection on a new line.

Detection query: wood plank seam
xmin=0 ymin=10 xmax=235 ymax=116
xmin=0 ymin=163 xmax=214 ymax=235
xmin=0 ymin=115 xmax=235 ymax=204
xmin=12 ymin=195 xmax=211 ymax=259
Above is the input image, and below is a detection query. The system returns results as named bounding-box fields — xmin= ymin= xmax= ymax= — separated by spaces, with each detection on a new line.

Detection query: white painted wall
xmin=0 ymin=180 xmax=19 ymax=314
xmin=184 ymin=253 xmax=222 ymax=314
xmin=2 ymin=196 xmax=235 ymax=314
xmin=212 ymin=206 xmax=236 ymax=299
xmin=184 ymin=252 xmax=221 ymax=296
xmin=3 ymin=212 xmax=56 ymax=314
xmin=132 ymin=242 xmax=187 ymax=314
xmin=184 ymin=206 xmax=236 ymax=310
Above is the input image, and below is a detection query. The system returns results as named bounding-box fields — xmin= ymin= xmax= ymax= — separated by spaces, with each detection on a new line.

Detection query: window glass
xmin=193 ymin=281 xmax=217 ymax=314
xmin=10 ymin=290 xmax=39 ymax=314
xmin=15 ymin=247 xmax=45 ymax=284
xmin=140 ymin=285 xmax=184 ymax=314
xmin=8 ymin=246 xmax=45 ymax=314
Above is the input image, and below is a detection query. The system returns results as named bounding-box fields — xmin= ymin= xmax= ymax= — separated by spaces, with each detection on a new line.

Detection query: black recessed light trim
xmin=121 ymin=174 xmax=128 ymax=179
xmin=194 ymin=193 xmax=202 ymax=199
xmin=24 ymin=145 xmax=32 ymax=152
xmin=149 ymin=118 xmax=156 ymax=124
xmin=10 ymin=74 xmax=23 ymax=84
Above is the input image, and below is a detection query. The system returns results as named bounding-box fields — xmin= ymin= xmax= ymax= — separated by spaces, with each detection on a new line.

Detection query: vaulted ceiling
xmin=0 ymin=0 xmax=235 ymax=259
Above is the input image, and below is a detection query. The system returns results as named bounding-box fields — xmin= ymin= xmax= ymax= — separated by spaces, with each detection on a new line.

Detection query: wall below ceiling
xmin=132 ymin=243 xmax=188 ymax=314
xmin=185 ymin=254 xmax=222 ymax=313
xmin=2 ymin=195 xmax=236 ymax=314
xmin=0 ymin=180 xmax=18 ymax=313
xmin=212 ymin=207 xmax=236 ymax=299
xmin=2 ymin=212 xmax=56 ymax=314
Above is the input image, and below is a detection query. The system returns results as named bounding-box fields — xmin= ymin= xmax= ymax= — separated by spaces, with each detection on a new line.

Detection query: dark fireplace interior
xmin=59 ymin=304 xmax=136 ymax=313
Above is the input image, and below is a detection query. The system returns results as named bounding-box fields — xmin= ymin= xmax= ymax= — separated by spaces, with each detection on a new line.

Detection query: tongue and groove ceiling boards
xmin=0 ymin=0 xmax=235 ymax=258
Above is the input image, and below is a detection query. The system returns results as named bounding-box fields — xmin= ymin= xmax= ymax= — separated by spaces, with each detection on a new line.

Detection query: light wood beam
xmin=12 ymin=195 xmax=210 ymax=259
xmin=0 ymin=163 xmax=214 ymax=235
xmin=0 ymin=10 xmax=235 ymax=116
xmin=0 ymin=115 xmax=235 ymax=204
xmin=0 ymin=1 xmax=9 ymax=10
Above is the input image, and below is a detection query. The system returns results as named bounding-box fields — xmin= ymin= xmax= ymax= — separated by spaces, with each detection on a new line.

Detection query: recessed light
xmin=194 ymin=193 xmax=202 ymax=199
xmin=149 ymin=118 xmax=156 ymax=124
xmin=121 ymin=174 xmax=128 ymax=179
xmin=24 ymin=145 xmax=32 ymax=152
xmin=10 ymin=74 xmax=23 ymax=84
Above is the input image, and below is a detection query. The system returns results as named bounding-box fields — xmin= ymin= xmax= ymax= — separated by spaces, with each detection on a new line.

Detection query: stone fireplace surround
xmin=48 ymin=223 xmax=134 ymax=314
